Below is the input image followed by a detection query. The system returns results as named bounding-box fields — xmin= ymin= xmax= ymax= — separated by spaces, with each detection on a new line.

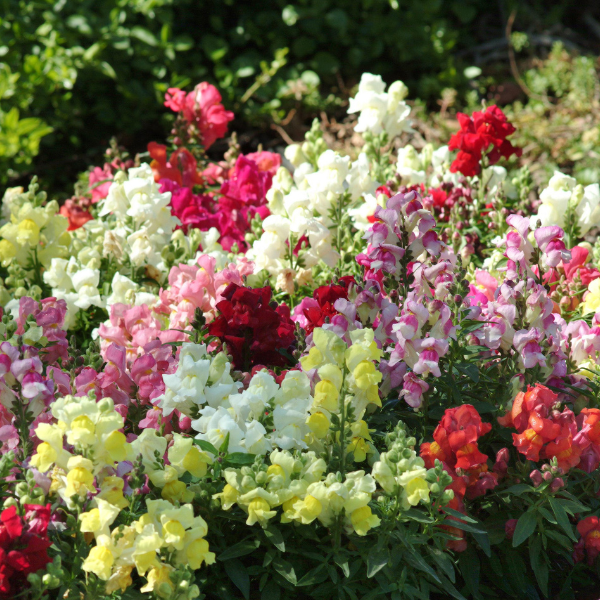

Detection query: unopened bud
xmin=530 ymin=470 xmax=543 ymax=487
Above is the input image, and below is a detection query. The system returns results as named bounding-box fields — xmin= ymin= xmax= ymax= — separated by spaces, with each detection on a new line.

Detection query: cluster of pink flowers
xmin=164 ymin=82 xmax=234 ymax=150
xmin=0 ymin=299 xmax=73 ymax=450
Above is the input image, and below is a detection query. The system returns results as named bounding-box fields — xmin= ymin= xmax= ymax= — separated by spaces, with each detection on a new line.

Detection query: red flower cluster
xmin=208 ymin=283 xmax=296 ymax=370
xmin=573 ymin=516 xmax=600 ymax=565
xmin=149 ymin=143 xmax=203 ymax=189
xmin=420 ymin=405 xmax=501 ymax=552
xmin=218 ymin=155 xmax=274 ymax=251
xmin=0 ymin=504 xmax=52 ymax=597
xmin=421 ymin=404 xmax=498 ymax=500
xmin=148 ymin=142 xmax=278 ymax=252
xmin=449 ymin=105 xmax=522 ymax=177
xmin=164 ymin=82 xmax=234 ymax=150
xmin=296 ymin=277 xmax=355 ymax=335
xmin=499 ymin=384 xmax=600 ymax=472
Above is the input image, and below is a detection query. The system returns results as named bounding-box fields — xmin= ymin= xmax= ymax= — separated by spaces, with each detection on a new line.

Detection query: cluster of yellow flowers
xmin=81 ymin=499 xmax=213 ymax=597
xmin=0 ymin=186 xmax=70 ymax=268
xmin=29 ymin=394 xmax=214 ymax=597
xmin=30 ymin=394 xmax=130 ymax=507
xmin=131 ymin=429 xmax=213 ymax=503
xmin=214 ymin=448 xmax=380 ymax=536
xmin=301 ymin=327 xmax=382 ymax=458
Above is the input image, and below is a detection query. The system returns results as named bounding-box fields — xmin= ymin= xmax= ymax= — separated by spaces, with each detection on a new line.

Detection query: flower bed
xmin=0 ymin=75 xmax=599 ymax=600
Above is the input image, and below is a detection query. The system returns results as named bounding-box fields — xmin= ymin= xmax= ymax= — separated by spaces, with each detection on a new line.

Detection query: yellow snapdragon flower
xmin=82 ymin=545 xmax=115 ymax=580
xmin=582 ymin=279 xmax=600 ymax=314
xmin=350 ymin=505 xmax=380 ymax=536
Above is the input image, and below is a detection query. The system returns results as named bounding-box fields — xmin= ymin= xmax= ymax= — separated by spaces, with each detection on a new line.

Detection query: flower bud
xmin=530 ymin=470 xmax=543 ymax=487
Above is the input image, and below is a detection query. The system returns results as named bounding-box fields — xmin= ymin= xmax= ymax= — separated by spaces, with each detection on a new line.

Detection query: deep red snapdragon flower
xmin=0 ymin=504 xmax=52 ymax=597
xmin=301 ymin=276 xmax=355 ymax=335
xmin=208 ymin=283 xmax=296 ymax=371
xmin=449 ymin=105 xmax=522 ymax=177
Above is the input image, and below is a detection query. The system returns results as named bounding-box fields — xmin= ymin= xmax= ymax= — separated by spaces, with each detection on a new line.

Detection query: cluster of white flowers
xmin=248 ymin=146 xmax=379 ymax=284
xmin=347 ymin=73 xmax=411 ymax=138
xmin=193 ymin=368 xmax=314 ymax=455
xmin=535 ymin=170 xmax=600 ymax=235
xmin=155 ymin=342 xmax=317 ymax=455
xmin=98 ymin=164 xmax=180 ymax=270
xmin=396 ymin=144 xmax=452 ymax=187
xmin=155 ymin=344 xmax=241 ymax=418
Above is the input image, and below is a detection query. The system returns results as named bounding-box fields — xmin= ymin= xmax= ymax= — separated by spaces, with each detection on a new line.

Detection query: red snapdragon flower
xmin=421 ymin=404 xmax=497 ymax=508
xmin=499 ymin=384 xmax=600 ymax=473
xmin=574 ymin=516 xmax=600 ymax=565
xmin=293 ymin=277 xmax=355 ymax=335
xmin=208 ymin=283 xmax=296 ymax=371
xmin=165 ymin=82 xmax=234 ymax=150
xmin=0 ymin=504 xmax=52 ymax=597
xmin=148 ymin=142 xmax=203 ymax=188
xmin=449 ymin=106 xmax=522 ymax=177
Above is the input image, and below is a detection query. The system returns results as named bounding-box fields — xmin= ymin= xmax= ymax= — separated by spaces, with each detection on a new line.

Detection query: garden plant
xmin=0 ymin=71 xmax=599 ymax=600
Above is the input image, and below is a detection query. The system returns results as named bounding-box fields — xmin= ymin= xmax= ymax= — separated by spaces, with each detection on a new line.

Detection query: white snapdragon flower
xmin=536 ymin=171 xmax=600 ymax=234
xmin=306 ymin=150 xmax=350 ymax=216
xmin=537 ymin=171 xmax=577 ymax=228
xmin=157 ymin=344 xmax=241 ymax=417
xmin=482 ymin=166 xmax=517 ymax=199
xmin=71 ymin=268 xmax=103 ymax=310
xmin=106 ymin=273 xmax=138 ymax=306
xmin=348 ymin=193 xmax=379 ymax=231
xmin=293 ymin=162 xmax=314 ymax=189
xmin=193 ymin=406 xmax=246 ymax=453
xmin=348 ymin=73 xmax=411 ymax=138
xmin=396 ymin=145 xmax=426 ymax=185
xmin=43 ymin=258 xmax=72 ymax=290
xmin=576 ymin=183 xmax=600 ymax=235
xmin=346 ymin=153 xmax=378 ymax=200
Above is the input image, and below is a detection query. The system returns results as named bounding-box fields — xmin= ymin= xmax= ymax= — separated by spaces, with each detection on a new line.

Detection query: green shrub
xmin=0 ymin=0 xmax=588 ymax=196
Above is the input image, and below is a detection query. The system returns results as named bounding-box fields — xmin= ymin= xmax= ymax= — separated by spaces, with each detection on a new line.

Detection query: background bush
xmin=2 ymin=0 xmax=599 ymax=196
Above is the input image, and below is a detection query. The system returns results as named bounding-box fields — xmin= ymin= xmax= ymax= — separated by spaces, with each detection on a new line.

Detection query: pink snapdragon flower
xmin=165 ymin=82 xmax=234 ymax=150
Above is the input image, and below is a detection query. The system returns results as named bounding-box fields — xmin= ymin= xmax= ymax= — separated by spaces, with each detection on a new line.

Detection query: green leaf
xmin=501 ymin=483 xmax=534 ymax=496
xmin=334 ymin=555 xmax=350 ymax=577
xmin=456 ymin=363 xmax=479 ymax=383
xmin=549 ymin=497 xmax=577 ymax=542
xmin=367 ymin=546 xmax=389 ymax=578
xmin=513 ymin=510 xmax=538 ymax=547
xmin=218 ymin=538 xmax=260 ymax=561
xmin=529 ymin=536 xmax=549 ymax=598
xmin=219 ymin=431 xmax=230 ymax=453
xmin=297 ymin=565 xmax=327 ymax=586
xmin=428 ymin=548 xmax=455 ymax=583
xmin=458 ymin=546 xmax=480 ymax=598
xmin=261 ymin=581 xmax=281 ymax=600
xmin=130 ymin=26 xmax=158 ymax=46
xmin=473 ymin=529 xmax=491 ymax=557
xmin=192 ymin=439 xmax=219 ymax=455
xmin=272 ymin=557 xmax=296 ymax=585
xmin=405 ymin=551 xmax=441 ymax=584
xmin=99 ymin=61 xmax=117 ymax=79
xmin=443 ymin=518 xmax=487 ymax=536
xmin=225 ymin=452 xmax=256 ymax=466
xmin=557 ymin=498 xmax=590 ymax=516
xmin=264 ymin=526 xmax=285 ymax=551
xmin=223 ymin=559 xmax=250 ymax=600
xmin=442 ymin=508 xmax=479 ymax=523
